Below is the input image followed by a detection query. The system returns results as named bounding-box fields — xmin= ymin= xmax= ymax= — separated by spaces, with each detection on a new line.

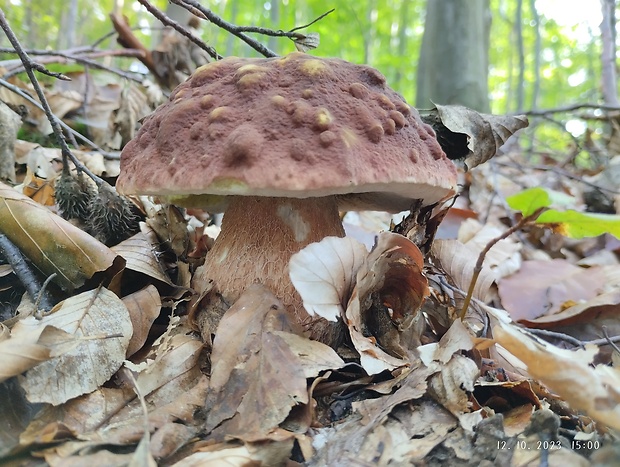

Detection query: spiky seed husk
xmin=54 ymin=171 xmax=96 ymax=222
xmin=87 ymin=184 xmax=139 ymax=246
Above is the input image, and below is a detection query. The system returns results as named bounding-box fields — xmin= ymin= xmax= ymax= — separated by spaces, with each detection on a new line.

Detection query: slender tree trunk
xmin=416 ymin=0 xmax=491 ymax=112
xmin=225 ymin=0 xmax=239 ymax=56
xmin=530 ymin=0 xmax=541 ymax=110
xmin=600 ymin=0 xmax=619 ymax=106
xmin=394 ymin=0 xmax=411 ymax=91
xmin=363 ymin=0 xmax=377 ymax=64
xmin=514 ymin=0 xmax=525 ymax=112
xmin=268 ymin=1 xmax=280 ymax=54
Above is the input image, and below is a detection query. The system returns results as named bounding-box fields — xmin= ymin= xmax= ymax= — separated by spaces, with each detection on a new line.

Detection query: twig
xmin=170 ymin=0 xmax=277 ymax=57
xmin=495 ymin=160 xmax=620 ymax=195
xmin=459 ymin=207 xmax=546 ymax=320
xmin=289 ymin=9 xmax=335 ymax=33
xmin=225 ymin=8 xmax=335 ymax=38
xmin=523 ymin=102 xmax=620 ymax=116
xmin=0 ymin=14 xmax=106 ymax=184
xmin=2 ymin=49 xmax=146 ymax=83
xmin=528 ymin=326 xmax=620 ymax=349
xmin=0 ymin=77 xmax=115 ymax=159
xmin=136 ymin=0 xmax=221 ymax=60
xmin=33 ymin=273 xmax=57 ymax=315
xmin=0 ymin=234 xmax=54 ymax=312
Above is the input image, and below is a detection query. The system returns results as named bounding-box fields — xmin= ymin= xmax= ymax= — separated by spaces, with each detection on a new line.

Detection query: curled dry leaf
xmin=122 ymin=285 xmax=162 ymax=357
xmin=19 ymin=287 xmax=132 ymax=405
xmin=0 ymin=181 xmax=124 ymax=291
xmin=492 ymin=320 xmax=620 ymax=430
xmin=420 ymin=104 xmax=529 ymax=168
xmin=289 ymin=236 xmax=368 ymax=321
xmin=112 ymin=231 xmax=173 ymax=285
xmin=346 ymin=232 xmax=429 ymax=374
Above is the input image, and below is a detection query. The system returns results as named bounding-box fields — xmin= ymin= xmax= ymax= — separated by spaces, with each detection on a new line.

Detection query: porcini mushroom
xmin=117 ymin=52 xmax=457 ymax=346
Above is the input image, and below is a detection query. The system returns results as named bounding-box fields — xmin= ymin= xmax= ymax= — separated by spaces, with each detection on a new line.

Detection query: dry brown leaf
xmin=289 ymin=236 xmax=368 ymax=321
xmin=0 ymin=181 xmax=124 ymax=291
xmin=310 ymin=370 xmax=449 ymax=466
xmin=19 ymin=287 xmax=132 ymax=405
xmin=498 ymin=259 xmax=606 ymax=321
xmin=457 ymin=219 xmax=522 ymax=279
xmin=345 ymin=232 xmax=429 ymax=374
xmin=21 ymin=167 xmax=55 ymax=206
xmin=418 ymin=318 xmax=474 ymax=369
xmin=112 ymin=231 xmax=173 ymax=285
xmin=24 ymin=341 xmax=205 ymax=464
xmin=122 ymin=285 xmax=162 ymax=356
xmin=421 ymin=104 xmax=528 ymax=168
xmin=172 ymin=440 xmax=294 ymax=467
xmin=19 ymin=386 xmax=136 ymax=446
xmin=270 ymin=331 xmax=345 ymax=378
xmin=206 ymin=284 xmax=308 ymax=441
xmin=0 ymin=322 xmax=76 ymax=383
xmin=492 ymin=320 xmax=620 ymax=430
xmin=431 ymin=239 xmax=497 ymax=303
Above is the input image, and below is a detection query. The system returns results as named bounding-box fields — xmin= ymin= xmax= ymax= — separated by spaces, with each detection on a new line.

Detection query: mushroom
xmin=117 ymin=52 xmax=457 ymax=346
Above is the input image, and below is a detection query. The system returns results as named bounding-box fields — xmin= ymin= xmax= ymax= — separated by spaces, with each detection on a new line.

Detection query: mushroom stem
xmin=196 ymin=195 xmax=345 ymax=344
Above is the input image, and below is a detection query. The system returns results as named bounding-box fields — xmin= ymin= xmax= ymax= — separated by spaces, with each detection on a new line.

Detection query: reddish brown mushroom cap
xmin=117 ymin=52 xmax=457 ymax=212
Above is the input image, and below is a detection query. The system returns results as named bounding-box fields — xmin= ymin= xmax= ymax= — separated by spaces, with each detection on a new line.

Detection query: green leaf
xmin=535 ymin=209 xmax=620 ymax=239
xmin=506 ymin=187 xmax=575 ymax=216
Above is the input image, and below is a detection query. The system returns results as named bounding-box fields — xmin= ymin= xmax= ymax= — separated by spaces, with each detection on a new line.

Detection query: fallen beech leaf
xmin=19 ymin=287 xmax=132 ymax=405
xmin=427 ymin=354 xmax=480 ymax=429
xmin=431 ymin=239 xmax=496 ymax=303
xmin=289 ymin=236 xmax=368 ymax=321
xmin=418 ymin=319 xmax=474 ymax=369
xmin=206 ymin=284 xmax=308 ymax=441
xmin=498 ymin=259 xmax=605 ymax=321
xmin=122 ymin=285 xmax=162 ymax=356
xmin=457 ymin=219 xmax=522 ymax=278
xmin=420 ymin=104 xmax=528 ymax=168
xmin=345 ymin=232 xmax=429 ymax=373
xmin=0 ymin=181 xmax=124 ymax=291
xmin=271 ymin=331 xmax=344 ymax=377
xmin=112 ymin=231 xmax=173 ymax=285
xmin=493 ymin=320 xmax=620 ymax=430
xmin=0 ymin=323 xmax=75 ymax=382
xmin=21 ymin=167 xmax=55 ymax=206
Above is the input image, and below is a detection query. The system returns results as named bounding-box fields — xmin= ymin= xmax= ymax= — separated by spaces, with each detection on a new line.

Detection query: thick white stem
xmin=196 ymin=196 xmax=345 ymax=343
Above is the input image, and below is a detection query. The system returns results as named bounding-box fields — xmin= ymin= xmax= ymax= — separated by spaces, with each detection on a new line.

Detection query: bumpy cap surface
xmin=117 ymin=52 xmax=457 ymax=211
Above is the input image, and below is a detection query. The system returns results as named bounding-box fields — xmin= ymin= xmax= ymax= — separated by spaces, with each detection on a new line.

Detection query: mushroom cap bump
xmin=117 ymin=52 xmax=457 ymax=212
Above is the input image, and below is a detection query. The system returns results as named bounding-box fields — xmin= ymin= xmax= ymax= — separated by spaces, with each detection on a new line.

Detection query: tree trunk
xmin=530 ymin=0 xmax=541 ymax=110
xmin=514 ymin=0 xmax=525 ymax=111
xmin=600 ymin=0 xmax=619 ymax=106
xmin=268 ymin=1 xmax=280 ymax=54
xmin=416 ymin=0 xmax=491 ymax=112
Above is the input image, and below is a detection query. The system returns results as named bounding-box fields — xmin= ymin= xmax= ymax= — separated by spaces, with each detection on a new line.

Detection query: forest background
xmin=1 ymin=0 xmax=612 ymax=162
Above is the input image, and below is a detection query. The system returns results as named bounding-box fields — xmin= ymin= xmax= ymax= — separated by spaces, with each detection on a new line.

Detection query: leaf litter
xmin=1 ymin=86 xmax=620 ymax=466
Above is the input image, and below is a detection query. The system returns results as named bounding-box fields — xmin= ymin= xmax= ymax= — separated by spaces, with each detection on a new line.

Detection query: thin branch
xmin=523 ymin=102 xmax=620 ymax=116
xmin=0 ymin=77 xmax=116 ymax=159
xmin=170 ymin=0 xmax=277 ymax=57
xmin=0 ymin=234 xmax=54 ymax=312
xmin=2 ymin=49 xmax=146 ymax=82
xmin=289 ymin=8 xmax=335 ymax=33
xmin=459 ymin=207 xmax=546 ymax=320
xmin=136 ymin=0 xmax=221 ymax=60
xmin=226 ymin=8 xmax=335 ymax=38
xmin=495 ymin=160 xmax=620 ymax=195
xmin=0 ymin=10 xmax=105 ymax=185
xmin=528 ymin=327 xmax=620 ymax=348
